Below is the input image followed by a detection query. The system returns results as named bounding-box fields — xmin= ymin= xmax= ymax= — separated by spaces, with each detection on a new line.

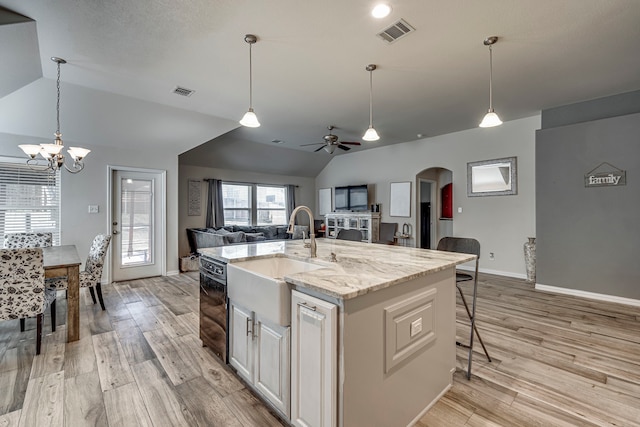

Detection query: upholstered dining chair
xmin=46 ymin=234 xmax=111 ymax=311
xmin=2 ymin=232 xmax=58 ymax=332
xmin=437 ymin=237 xmax=492 ymax=380
xmin=3 ymin=232 xmax=53 ymax=249
xmin=0 ymin=247 xmax=55 ymax=355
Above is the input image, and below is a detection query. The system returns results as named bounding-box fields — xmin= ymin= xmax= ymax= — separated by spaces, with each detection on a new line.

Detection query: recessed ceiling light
xmin=372 ymin=4 xmax=392 ymax=18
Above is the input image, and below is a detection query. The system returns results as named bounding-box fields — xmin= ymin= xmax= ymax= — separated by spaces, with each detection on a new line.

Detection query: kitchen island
xmin=199 ymin=239 xmax=474 ymax=427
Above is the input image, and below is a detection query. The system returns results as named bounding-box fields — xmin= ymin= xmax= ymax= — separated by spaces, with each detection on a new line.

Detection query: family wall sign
xmin=584 ymin=162 xmax=626 ymax=188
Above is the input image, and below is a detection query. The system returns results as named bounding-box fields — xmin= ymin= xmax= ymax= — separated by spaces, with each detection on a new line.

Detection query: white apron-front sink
xmin=227 ymin=257 xmax=325 ymax=326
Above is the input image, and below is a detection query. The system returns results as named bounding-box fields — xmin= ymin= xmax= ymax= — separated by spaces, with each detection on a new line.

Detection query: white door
xmin=291 ymin=291 xmax=337 ymax=427
xmin=111 ymin=168 xmax=164 ymax=281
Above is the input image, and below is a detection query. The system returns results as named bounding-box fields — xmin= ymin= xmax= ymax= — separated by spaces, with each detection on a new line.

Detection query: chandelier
xmin=19 ymin=57 xmax=90 ymax=174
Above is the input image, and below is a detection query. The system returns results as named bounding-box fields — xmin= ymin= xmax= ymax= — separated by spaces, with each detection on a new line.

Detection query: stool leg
xmin=20 ymin=318 xmax=25 ymax=332
xmin=457 ymin=286 xmax=492 ymax=362
xmin=457 ymin=284 xmax=491 ymax=380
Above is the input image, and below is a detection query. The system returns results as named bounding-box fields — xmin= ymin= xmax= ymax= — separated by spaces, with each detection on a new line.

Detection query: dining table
xmin=43 ymin=245 xmax=82 ymax=342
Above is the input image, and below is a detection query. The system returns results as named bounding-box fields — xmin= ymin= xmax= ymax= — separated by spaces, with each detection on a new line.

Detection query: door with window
xmin=111 ymin=169 xmax=164 ymax=281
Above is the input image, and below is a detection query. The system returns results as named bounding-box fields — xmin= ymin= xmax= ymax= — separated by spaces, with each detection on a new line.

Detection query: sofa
xmin=187 ymin=224 xmax=309 ymax=254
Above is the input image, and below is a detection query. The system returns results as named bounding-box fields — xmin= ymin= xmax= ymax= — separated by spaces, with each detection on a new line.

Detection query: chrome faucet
xmin=287 ymin=205 xmax=317 ymax=258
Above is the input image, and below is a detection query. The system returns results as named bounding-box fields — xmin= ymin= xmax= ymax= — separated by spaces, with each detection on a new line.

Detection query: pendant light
xmin=19 ymin=57 xmax=90 ymax=174
xmin=239 ymin=34 xmax=260 ymax=127
xmin=479 ymin=36 xmax=503 ymax=128
xmin=362 ymin=64 xmax=380 ymax=141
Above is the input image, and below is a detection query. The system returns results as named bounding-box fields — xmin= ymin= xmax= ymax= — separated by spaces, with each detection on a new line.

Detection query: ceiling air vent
xmin=173 ymin=86 xmax=195 ymax=97
xmin=377 ymin=19 xmax=415 ymax=44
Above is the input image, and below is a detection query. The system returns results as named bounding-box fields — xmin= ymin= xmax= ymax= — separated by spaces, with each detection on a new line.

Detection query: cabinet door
xmin=255 ymin=318 xmax=290 ymax=417
xmin=228 ymin=301 xmax=254 ymax=382
xmin=291 ymin=291 xmax=337 ymax=427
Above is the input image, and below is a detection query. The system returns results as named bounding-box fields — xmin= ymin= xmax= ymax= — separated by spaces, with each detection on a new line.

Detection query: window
xmin=0 ymin=158 xmax=61 ymax=247
xmin=222 ymin=182 xmax=288 ymax=226
xmin=222 ymin=183 xmax=251 ymax=225
xmin=256 ymin=185 xmax=286 ymax=225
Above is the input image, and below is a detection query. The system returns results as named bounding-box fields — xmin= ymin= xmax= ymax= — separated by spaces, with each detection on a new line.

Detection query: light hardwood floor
xmin=0 ymin=272 xmax=639 ymax=426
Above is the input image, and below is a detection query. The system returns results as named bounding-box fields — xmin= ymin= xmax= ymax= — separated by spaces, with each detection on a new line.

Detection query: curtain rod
xmin=203 ymin=178 xmax=299 ymax=187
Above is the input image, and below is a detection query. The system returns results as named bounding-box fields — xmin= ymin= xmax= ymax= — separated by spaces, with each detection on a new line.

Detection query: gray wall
xmin=542 ymin=90 xmax=640 ymax=129
xmin=536 ymin=112 xmax=640 ymax=298
xmin=316 ymin=116 xmax=539 ymax=278
xmin=177 ymin=164 xmax=316 ymax=258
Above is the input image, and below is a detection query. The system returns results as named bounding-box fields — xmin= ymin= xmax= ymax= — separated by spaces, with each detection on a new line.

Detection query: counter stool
xmin=437 ymin=237 xmax=491 ymax=379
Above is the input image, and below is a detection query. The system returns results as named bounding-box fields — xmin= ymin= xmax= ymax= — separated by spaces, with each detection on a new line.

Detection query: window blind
xmin=0 ymin=159 xmax=61 ymax=247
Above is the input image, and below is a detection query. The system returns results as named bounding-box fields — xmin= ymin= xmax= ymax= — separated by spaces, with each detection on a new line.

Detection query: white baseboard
xmin=457 ymin=265 xmax=527 ymax=280
xmin=407 ymin=383 xmax=452 ymax=427
xmin=535 ymin=283 xmax=640 ymax=307
xmin=167 ymin=270 xmax=180 ymax=276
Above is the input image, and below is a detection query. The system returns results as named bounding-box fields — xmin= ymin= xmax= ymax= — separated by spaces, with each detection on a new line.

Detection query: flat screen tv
xmin=334 ymin=185 xmax=369 ymax=212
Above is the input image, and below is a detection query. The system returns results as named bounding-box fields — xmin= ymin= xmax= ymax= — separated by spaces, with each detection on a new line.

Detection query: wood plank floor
xmin=0 ymin=272 xmax=639 ymax=426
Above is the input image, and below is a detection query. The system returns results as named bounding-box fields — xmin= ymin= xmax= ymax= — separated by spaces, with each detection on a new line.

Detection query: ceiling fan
xmin=301 ymin=126 xmax=361 ymax=154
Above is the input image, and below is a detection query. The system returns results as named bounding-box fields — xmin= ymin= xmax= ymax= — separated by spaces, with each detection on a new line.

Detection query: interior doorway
xmin=419 ymin=180 xmax=434 ymax=249
xmin=416 ymin=167 xmax=453 ymax=249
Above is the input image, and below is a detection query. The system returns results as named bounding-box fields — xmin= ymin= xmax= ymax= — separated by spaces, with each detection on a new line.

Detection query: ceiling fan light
xmin=479 ymin=109 xmax=503 ymax=128
xmin=239 ymin=108 xmax=260 ymax=127
xmin=324 ymin=145 xmax=336 ymax=154
xmin=362 ymin=126 xmax=380 ymax=141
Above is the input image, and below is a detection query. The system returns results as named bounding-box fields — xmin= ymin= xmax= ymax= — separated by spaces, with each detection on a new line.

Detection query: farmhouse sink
xmin=227 ymin=257 xmax=325 ymax=326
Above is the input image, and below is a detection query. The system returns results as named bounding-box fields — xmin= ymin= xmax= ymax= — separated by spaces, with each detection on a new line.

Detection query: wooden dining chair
xmin=437 ymin=237 xmax=492 ymax=380
xmin=0 ymin=248 xmax=55 ymax=355
xmin=47 ymin=234 xmax=111 ymax=310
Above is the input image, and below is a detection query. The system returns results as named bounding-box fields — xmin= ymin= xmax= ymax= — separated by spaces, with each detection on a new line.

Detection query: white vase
xmin=524 ymin=237 xmax=536 ymax=282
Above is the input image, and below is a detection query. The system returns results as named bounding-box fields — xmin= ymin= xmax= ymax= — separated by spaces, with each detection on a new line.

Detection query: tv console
xmin=324 ymin=212 xmax=380 ymax=243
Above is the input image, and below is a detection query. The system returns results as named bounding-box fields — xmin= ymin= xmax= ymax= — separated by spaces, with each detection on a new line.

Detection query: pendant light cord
xmin=248 ymin=42 xmax=253 ymax=109
xmin=56 ymin=60 xmax=61 ymax=135
xmin=369 ymin=69 xmax=373 ymax=127
xmin=488 ymin=44 xmax=493 ymax=111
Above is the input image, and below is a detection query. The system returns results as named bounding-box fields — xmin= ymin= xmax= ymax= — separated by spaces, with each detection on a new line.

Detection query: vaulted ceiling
xmin=1 ymin=1 xmax=640 ymax=177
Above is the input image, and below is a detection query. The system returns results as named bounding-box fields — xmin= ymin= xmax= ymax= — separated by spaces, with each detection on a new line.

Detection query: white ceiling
xmin=1 ymin=1 xmax=640 ymax=176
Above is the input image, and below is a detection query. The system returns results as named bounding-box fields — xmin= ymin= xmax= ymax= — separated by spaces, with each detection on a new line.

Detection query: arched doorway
xmin=415 ymin=167 xmax=453 ymax=249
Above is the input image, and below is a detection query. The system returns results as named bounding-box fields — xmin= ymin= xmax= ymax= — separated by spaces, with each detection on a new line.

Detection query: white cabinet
xmin=229 ymin=301 xmax=290 ymax=417
xmin=229 ymin=301 xmax=253 ymax=381
xmin=291 ymin=290 xmax=337 ymax=427
xmin=325 ymin=212 xmax=380 ymax=243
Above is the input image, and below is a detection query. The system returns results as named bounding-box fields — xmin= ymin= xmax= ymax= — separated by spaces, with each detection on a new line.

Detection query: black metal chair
xmin=336 ymin=229 xmax=362 ymax=241
xmin=437 ymin=237 xmax=491 ymax=379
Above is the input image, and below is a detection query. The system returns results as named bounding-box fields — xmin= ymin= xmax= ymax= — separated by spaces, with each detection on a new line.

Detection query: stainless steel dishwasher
xmin=199 ymin=255 xmax=227 ymax=363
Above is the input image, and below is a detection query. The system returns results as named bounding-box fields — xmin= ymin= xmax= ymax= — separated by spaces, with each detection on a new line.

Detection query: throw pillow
xmin=245 ymin=232 xmax=266 ymax=242
xmin=223 ymin=231 xmax=246 ymax=244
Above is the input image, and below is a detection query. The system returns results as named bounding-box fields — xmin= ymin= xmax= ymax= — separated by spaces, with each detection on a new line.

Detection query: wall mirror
xmin=467 ymin=156 xmax=517 ymax=197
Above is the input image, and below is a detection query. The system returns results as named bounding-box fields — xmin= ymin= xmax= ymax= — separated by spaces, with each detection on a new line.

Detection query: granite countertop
xmin=199 ymin=239 xmax=475 ymax=300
